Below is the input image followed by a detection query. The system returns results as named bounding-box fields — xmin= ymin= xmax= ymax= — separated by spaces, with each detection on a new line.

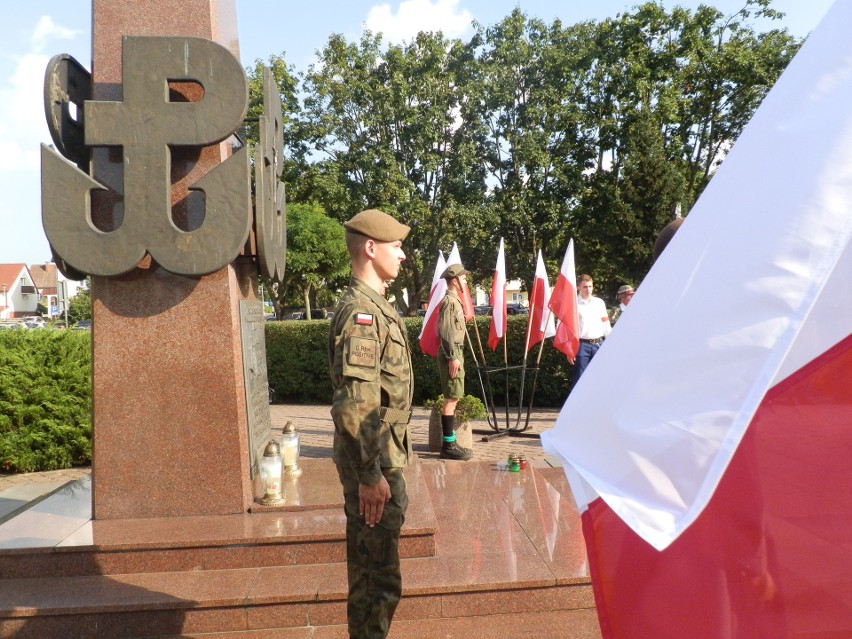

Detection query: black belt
xmin=580 ymin=337 xmax=604 ymax=346
xmin=379 ymin=407 xmax=412 ymax=425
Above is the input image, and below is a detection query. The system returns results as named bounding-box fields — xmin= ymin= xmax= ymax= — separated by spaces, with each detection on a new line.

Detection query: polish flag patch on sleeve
xmin=355 ymin=313 xmax=374 ymax=326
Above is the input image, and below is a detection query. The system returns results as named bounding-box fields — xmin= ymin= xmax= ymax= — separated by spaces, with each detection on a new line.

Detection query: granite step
xmin=0 ymin=559 xmax=595 ymax=638
xmin=158 ymin=610 xmax=602 ymax=639
xmin=0 ymin=460 xmax=436 ymax=579
xmin=0 ymin=461 xmax=598 ymax=638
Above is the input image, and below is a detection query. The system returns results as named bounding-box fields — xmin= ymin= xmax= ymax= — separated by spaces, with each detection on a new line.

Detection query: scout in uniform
xmin=329 ymin=208 xmax=414 ymax=639
xmin=436 ymin=263 xmax=473 ymax=460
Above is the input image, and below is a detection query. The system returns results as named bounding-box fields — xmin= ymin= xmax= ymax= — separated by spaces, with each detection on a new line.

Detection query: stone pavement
xmin=0 ymin=404 xmax=563 ymax=505
xmin=270 ymin=403 xmax=562 ymax=465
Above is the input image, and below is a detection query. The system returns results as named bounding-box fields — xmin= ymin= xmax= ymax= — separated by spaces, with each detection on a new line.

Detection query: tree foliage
xmin=67 ymin=280 xmax=92 ymax=325
xmin=265 ymin=202 xmax=349 ymax=317
xmin=245 ymin=0 xmax=800 ymax=305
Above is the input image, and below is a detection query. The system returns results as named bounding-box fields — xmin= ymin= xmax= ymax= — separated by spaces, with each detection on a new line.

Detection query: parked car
xmin=71 ymin=320 xmax=93 ymax=330
xmin=474 ymin=305 xmax=492 ymax=316
xmin=506 ymin=303 xmax=528 ymax=315
xmin=283 ymin=309 xmax=329 ymax=320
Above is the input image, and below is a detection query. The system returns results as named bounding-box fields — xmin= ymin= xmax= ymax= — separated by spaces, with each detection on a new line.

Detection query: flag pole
xmin=502 ymin=327 xmax=510 ymax=431
xmin=467 ymin=320 xmax=499 ymax=431
xmin=516 ymin=271 xmax=537 ymax=429
xmin=523 ymin=308 xmax=552 ymax=431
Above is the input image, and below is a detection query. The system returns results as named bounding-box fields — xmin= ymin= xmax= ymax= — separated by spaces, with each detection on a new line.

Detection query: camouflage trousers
xmin=336 ymin=464 xmax=409 ymax=639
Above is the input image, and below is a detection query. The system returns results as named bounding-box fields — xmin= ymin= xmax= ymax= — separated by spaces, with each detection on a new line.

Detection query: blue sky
xmin=1 ymin=0 xmax=834 ymax=266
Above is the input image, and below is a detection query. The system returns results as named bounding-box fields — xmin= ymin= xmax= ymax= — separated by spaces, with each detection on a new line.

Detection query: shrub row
xmin=0 ymin=330 xmax=92 ymax=472
xmin=1 ymin=316 xmax=574 ymax=471
xmin=265 ymin=316 xmax=574 ymax=408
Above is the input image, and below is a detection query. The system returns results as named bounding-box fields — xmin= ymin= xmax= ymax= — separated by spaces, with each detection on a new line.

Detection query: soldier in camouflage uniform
xmin=436 ymin=263 xmax=473 ymax=460
xmin=608 ymin=284 xmax=635 ymax=326
xmin=329 ymin=208 xmax=414 ymax=639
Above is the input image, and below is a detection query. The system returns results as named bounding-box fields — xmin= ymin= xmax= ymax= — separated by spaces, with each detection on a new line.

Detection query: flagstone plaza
xmin=0 ymin=405 xmax=604 ymax=638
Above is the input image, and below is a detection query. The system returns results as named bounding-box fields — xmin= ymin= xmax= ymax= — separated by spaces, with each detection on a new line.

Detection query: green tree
xmin=466 ymin=11 xmax=593 ymax=282
xmin=67 ymin=281 xmax=92 ymax=325
xmin=269 ymin=203 xmax=349 ymax=318
xmin=576 ymin=106 xmax=685 ymax=293
xmin=243 ymin=1 xmax=800 ymax=305
xmin=244 ymin=53 xmax=306 ymax=189
xmin=567 ymin=1 xmax=799 ymax=295
xmin=301 ymin=31 xmax=490 ymax=313
xmin=667 ymin=0 xmax=799 ymax=203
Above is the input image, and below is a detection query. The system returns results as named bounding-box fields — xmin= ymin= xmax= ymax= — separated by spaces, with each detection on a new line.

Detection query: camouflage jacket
xmin=608 ymin=304 xmax=624 ymax=326
xmin=438 ymin=290 xmax=465 ymax=361
xmin=329 ymin=278 xmax=414 ymax=485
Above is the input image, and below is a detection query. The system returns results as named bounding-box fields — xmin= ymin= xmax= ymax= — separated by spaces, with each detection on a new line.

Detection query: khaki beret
xmin=441 ymin=263 xmax=469 ymax=280
xmin=344 ymin=209 xmax=410 ymax=242
xmin=617 ymin=284 xmax=635 ymax=295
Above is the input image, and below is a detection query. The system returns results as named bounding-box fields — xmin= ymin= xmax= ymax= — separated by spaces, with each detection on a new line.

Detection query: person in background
xmin=328 ymin=208 xmax=414 ymax=639
xmin=608 ymin=284 xmax=635 ymax=326
xmin=570 ymin=274 xmax=612 ymax=390
xmin=436 ymin=263 xmax=473 ymax=461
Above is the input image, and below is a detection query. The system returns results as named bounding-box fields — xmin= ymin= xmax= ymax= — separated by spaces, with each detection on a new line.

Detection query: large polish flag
xmin=488 ymin=238 xmax=507 ymax=350
xmin=445 ymin=243 xmax=475 ymax=321
xmin=418 ymin=251 xmax=446 ymax=357
xmin=548 ymin=239 xmax=580 ymax=360
xmin=524 ymin=250 xmax=556 ymax=352
xmin=541 ymin=2 xmax=852 ymax=637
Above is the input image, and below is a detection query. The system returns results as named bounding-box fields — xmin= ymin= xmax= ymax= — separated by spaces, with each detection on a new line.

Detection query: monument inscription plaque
xmin=239 ymin=300 xmax=273 ymax=478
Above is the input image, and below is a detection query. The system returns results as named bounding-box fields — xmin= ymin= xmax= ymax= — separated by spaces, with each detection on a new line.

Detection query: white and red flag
xmin=524 ymin=250 xmax=556 ymax=353
xmin=487 ymin=238 xmax=507 ymax=350
xmin=542 ymin=3 xmax=852 ymax=637
xmin=548 ymin=239 xmax=580 ymax=360
xmin=445 ymin=243 xmax=475 ymax=321
xmin=417 ymin=251 xmax=446 ymax=357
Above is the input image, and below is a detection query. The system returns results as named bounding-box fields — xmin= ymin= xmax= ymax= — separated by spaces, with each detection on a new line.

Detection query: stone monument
xmin=41 ymin=0 xmax=286 ymax=520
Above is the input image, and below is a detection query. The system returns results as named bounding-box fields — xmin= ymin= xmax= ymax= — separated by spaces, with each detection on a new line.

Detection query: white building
xmin=0 ymin=262 xmax=86 ymax=320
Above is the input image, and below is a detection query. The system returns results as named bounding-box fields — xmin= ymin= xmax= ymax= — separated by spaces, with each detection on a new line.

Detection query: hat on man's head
xmin=617 ymin=284 xmax=635 ymax=295
xmin=441 ymin=263 xmax=469 ymax=280
xmin=344 ymin=209 xmax=410 ymax=242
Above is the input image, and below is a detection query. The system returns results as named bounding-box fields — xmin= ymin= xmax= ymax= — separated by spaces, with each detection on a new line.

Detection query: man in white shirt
xmin=571 ymin=274 xmax=612 ymax=390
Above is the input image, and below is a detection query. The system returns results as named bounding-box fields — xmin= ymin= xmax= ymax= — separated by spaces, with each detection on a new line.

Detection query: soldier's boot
xmin=440 ymin=440 xmax=473 ymax=461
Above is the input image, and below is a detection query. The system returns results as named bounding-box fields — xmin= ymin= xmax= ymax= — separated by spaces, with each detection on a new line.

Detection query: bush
xmin=265 ymin=319 xmax=333 ymax=403
xmin=266 ymin=315 xmax=574 ymax=408
xmin=0 ymin=315 xmax=574 ymax=474
xmin=423 ymin=394 xmax=488 ymax=421
xmin=0 ymin=330 xmax=92 ymax=472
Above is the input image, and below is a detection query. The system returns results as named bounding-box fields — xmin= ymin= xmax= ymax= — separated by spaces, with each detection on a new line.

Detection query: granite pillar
xmin=89 ymin=0 xmax=259 ymax=520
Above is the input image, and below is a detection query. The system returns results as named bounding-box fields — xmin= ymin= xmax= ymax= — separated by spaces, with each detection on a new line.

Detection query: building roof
xmin=29 ymin=263 xmax=58 ymax=296
xmin=29 ymin=263 xmax=57 ymax=290
xmin=0 ymin=263 xmax=29 ymax=292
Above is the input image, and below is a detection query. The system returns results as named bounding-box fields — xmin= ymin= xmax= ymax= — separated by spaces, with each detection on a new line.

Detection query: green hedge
xmin=0 ymin=316 xmax=574 ymax=472
xmin=0 ymin=330 xmax=92 ymax=472
xmin=265 ymin=316 xmax=574 ymax=408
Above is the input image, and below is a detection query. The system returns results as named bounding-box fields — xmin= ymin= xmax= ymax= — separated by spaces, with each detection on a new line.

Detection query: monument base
xmin=0 ymin=459 xmax=597 ymax=638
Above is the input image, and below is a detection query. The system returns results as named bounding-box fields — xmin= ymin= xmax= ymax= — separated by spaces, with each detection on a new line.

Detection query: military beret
xmin=617 ymin=284 xmax=635 ymax=295
xmin=441 ymin=263 xmax=469 ymax=280
xmin=344 ymin=209 xmax=410 ymax=242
